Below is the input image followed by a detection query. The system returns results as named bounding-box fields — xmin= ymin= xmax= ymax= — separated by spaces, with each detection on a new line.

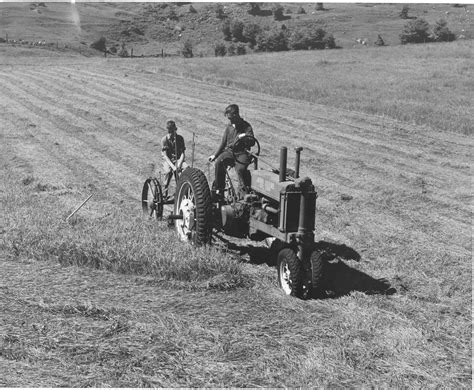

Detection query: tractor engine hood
xmin=251 ymin=170 xmax=314 ymax=201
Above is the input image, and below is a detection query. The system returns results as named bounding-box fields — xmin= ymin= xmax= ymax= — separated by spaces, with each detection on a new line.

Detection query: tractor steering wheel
xmin=232 ymin=135 xmax=260 ymax=165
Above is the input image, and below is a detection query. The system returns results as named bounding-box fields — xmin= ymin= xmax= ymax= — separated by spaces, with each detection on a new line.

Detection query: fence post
xmin=131 ymin=48 xmax=133 ymax=58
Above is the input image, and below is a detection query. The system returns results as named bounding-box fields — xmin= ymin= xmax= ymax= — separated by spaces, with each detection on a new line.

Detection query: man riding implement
xmin=161 ymin=120 xmax=187 ymax=198
xmin=208 ymin=104 xmax=255 ymax=200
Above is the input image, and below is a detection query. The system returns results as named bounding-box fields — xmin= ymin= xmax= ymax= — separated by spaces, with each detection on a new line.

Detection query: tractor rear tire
xmin=174 ymin=167 xmax=212 ymax=245
xmin=277 ymin=248 xmax=303 ymax=298
xmin=310 ymin=250 xmax=326 ymax=299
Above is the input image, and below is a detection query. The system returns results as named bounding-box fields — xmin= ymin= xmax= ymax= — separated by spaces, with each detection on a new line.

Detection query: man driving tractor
xmin=161 ymin=120 xmax=187 ymax=198
xmin=208 ymin=104 xmax=255 ymax=200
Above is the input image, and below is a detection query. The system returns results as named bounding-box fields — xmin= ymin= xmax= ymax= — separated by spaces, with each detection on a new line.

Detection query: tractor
xmin=142 ymin=135 xmax=326 ymax=299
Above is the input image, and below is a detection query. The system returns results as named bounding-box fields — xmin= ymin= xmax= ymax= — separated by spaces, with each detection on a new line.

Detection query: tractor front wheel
xmin=174 ymin=167 xmax=212 ymax=245
xmin=277 ymin=248 xmax=303 ymax=298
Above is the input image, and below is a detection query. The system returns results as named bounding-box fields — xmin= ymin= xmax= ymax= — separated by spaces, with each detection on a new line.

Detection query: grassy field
xmin=124 ymin=40 xmax=473 ymax=135
xmin=0 ymin=37 xmax=472 ymax=387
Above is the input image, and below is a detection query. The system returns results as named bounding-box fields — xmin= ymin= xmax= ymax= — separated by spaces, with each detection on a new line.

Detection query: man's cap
xmin=166 ymin=120 xmax=177 ymax=131
xmin=224 ymin=104 xmax=239 ymax=117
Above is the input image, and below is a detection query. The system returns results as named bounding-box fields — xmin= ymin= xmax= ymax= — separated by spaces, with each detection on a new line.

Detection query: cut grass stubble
xmin=2 ymin=174 xmax=250 ymax=291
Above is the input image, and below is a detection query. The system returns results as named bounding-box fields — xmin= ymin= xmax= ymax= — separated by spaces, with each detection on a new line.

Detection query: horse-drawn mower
xmin=142 ymin=136 xmax=326 ymax=299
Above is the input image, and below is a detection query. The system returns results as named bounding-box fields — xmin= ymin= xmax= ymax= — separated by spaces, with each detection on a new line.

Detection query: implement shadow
xmin=220 ymin=237 xmax=396 ymax=298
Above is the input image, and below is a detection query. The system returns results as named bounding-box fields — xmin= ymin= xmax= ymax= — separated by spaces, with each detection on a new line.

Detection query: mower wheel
xmin=310 ymin=250 xmax=326 ymax=299
xmin=142 ymin=178 xmax=163 ymax=220
xmin=277 ymin=248 xmax=303 ymax=298
xmin=174 ymin=167 xmax=212 ymax=245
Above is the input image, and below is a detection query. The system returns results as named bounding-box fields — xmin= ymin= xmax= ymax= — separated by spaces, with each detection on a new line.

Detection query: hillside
xmin=0 ymin=2 xmax=472 ymax=55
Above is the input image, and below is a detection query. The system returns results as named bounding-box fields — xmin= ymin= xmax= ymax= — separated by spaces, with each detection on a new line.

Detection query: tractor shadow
xmin=219 ymin=237 xmax=396 ymax=299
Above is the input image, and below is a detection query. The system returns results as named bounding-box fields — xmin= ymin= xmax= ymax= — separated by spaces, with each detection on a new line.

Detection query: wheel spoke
xmin=148 ymin=182 xmax=155 ymax=198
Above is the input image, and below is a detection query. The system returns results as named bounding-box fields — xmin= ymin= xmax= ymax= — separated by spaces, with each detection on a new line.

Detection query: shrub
xmin=288 ymin=27 xmax=326 ymax=50
xmin=273 ymin=4 xmax=285 ymax=21
xmin=316 ymin=3 xmax=325 ymax=11
xmin=214 ymin=42 xmax=227 ymax=56
xmin=324 ymin=33 xmax=336 ymax=49
xmin=182 ymin=39 xmax=193 ymax=58
xmin=215 ymin=4 xmax=226 ymax=19
xmin=118 ymin=42 xmax=129 ymax=57
xmin=243 ymin=23 xmax=261 ymax=48
xmin=236 ymin=43 xmax=246 ymax=55
xmin=296 ymin=6 xmax=306 ymax=14
xmin=433 ymin=19 xmax=456 ymax=42
xmin=90 ymin=37 xmax=106 ymax=52
xmin=399 ymin=5 xmax=410 ymax=19
xmin=375 ymin=34 xmax=385 ymax=46
xmin=400 ymin=18 xmax=431 ymax=44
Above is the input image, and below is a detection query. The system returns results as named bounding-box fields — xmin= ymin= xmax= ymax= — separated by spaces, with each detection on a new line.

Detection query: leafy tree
xmin=243 ymin=23 xmax=261 ymax=48
xmin=273 ymin=4 xmax=285 ymax=21
xmin=256 ymin=29 xmax=288 ymax=52
xmin=231 ymin=19 xmax=245 ymax=42
xmin=400 ymin=18 xmax=431 ymax=44
xmin=316 ymin=3 xmax=325 ymax=11
xmin=248 ymin=3 xmax=261 ymax=15
xmin=433 ymin=19 xmax=456 ymax=42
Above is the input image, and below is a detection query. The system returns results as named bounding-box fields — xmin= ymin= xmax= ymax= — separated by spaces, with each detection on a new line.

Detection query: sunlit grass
xmin=125 ymin=40 xmax=473 ymax=135
xmin=2 ymin=173 xmax=249 ymax=291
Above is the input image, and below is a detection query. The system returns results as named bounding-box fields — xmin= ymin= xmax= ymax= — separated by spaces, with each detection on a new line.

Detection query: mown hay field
xmin=0 ymin=43 xmax=472 ymax=387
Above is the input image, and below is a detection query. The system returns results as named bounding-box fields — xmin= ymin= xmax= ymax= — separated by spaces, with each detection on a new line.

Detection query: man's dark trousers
xmin=214 ymin=150 xmax=251 ymax=191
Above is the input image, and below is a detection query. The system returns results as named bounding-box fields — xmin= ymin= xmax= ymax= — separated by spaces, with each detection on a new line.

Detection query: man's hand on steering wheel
xmin=232 ymin=135 xmax=260 ymax=165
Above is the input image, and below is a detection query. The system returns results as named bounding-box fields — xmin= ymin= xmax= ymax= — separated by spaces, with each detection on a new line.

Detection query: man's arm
xmin=161 ymin=137 xmax=176 ymax=171
xmin=162 ymin=151 xmax=176 ymax=171
xmin=240 ymin=123 xmax=255 ymax=147
xmin=176 ymin=151 xmax=185 ymax=170
xmin=210 ymin=127 xmax=228 ymax=161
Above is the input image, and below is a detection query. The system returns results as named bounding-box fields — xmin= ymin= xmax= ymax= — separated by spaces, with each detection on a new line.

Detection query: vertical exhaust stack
xmin=294 ymin=147 xmax=303 ymax=179
xmin=279 ymin=147 xmax=287 ymax=182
